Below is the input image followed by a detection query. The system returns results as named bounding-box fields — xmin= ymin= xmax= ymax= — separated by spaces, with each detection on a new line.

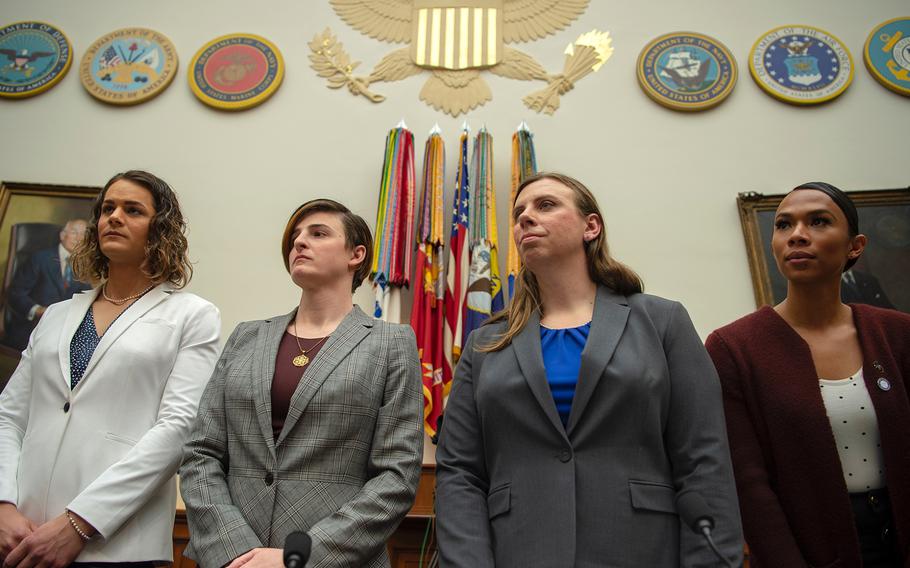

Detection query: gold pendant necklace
xmin=292 ymin=319 xmax=329 ymax=367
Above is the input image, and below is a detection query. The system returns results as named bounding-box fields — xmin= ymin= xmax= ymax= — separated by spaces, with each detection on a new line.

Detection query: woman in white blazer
xmin=0 ymin=170 xmax=220 ymax=566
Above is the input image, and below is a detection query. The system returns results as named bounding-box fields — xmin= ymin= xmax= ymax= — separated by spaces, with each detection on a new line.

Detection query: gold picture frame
xmin=736 ymin=187 xmax=910 ymax=313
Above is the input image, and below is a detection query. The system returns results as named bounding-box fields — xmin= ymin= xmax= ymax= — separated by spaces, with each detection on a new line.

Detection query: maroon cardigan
xmin=706 ymin=304 xmax=910 ymax=568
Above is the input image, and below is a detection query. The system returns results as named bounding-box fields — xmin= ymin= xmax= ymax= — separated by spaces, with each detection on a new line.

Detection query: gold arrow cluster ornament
xmin=310 ymin=0 xmax=612 ymax=116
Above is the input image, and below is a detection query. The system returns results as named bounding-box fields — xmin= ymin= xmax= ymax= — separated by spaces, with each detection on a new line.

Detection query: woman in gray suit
xmin=180 ymin=199 xmax=423 ymax=568
xmin=435 ymin=172 xmax=743 ymax=567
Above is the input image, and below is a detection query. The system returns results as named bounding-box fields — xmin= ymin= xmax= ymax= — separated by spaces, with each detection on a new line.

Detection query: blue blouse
xmin=540 ymin=322 xmax=591 ymax=428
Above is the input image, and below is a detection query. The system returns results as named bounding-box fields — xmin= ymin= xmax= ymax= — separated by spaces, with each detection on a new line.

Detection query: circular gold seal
xmin=636 ymin=31 xmax=738 ymax=112
xmin=188 ymin=33 xmax=285 ymax=111
xmin=79 ymin=27 xmax=178 ymax=105
xmin=863 ymin=17 xmax=910 ymax=97
xmin=0 ymin=21 xmax=73 ymax=99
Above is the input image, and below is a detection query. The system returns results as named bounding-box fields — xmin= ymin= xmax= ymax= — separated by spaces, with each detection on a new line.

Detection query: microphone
xmin=675 ymin=491 xmax=734 ymax=568
xmin=283 ymin=531 xmax=311 ymax=568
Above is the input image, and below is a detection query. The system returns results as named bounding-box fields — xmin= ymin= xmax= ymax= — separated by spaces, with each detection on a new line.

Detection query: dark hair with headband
xmin=791 ymin=181 xmax=860 ymax=270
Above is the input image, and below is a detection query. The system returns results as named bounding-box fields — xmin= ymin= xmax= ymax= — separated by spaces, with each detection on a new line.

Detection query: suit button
xmin=264 ymin=472 xmax=274 ymax=486
xmin=63 ymin=402 xmax=70 ymax=413
xmin=559 ymin=450 xmax=572 ymax=463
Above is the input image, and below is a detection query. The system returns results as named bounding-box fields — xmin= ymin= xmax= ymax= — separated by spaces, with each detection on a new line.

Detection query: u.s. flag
xmin=443 ymin=130 xmax=470 ymax=365
xmin=410 ymin=0 xmax=503 ymax=69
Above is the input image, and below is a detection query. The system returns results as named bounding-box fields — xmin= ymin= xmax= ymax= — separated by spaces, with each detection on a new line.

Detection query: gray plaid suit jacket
xmin=179 ymin=306 xmax=423 ymax=568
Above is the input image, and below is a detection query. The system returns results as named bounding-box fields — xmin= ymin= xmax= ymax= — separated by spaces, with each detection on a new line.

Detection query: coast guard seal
xmin=637 ymin=32 xmax=737 ymax=111
xmin=188 ymin=33 xmax=284 ymax=111
xmin=750 ymin=25 xmax=853 ymax=105
xmin=864 ymin=17 xmax=910 ymax=97
xmin=0 ymin=21 xmax=72 ymax=99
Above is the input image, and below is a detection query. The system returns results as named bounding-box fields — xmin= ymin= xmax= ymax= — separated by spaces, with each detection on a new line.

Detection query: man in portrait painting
xmin=3 ymin=219 xmax=92 ymax=351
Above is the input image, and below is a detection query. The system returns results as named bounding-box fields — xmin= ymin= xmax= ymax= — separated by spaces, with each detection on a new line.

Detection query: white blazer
xmin=0 ymin=284 xmax=220 ymax=563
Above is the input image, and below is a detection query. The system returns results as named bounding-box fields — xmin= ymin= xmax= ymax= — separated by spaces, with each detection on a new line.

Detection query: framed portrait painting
xmin=0 ymin=181 xmax=99 ymax=390
xmin=737 ymin=187 xmax=910 ymax=313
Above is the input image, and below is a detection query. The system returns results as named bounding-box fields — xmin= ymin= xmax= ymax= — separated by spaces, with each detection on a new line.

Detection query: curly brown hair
xmin=70 ymin=170 xmax=193 ymax=288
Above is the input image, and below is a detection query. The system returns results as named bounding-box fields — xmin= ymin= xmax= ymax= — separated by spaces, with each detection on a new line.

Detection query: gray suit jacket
xmin=180 ymin=306 xmax=423 ymax=568
xmin=435 ymin=287 xmax=743 ymax=567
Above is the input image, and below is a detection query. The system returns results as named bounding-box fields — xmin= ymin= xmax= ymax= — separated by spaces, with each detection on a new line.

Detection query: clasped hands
xmin=0 ymin=503 xmax=90 ymax=568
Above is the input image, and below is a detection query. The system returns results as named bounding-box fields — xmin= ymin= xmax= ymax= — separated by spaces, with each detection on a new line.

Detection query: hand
xmin=34 ymin=307 xmax=46 ymax=320
xmin=226 ymin=548 xmax=284 ymax=568
xmin=0 ymin=504 xmax=36 ymax=562
xmin=3 ymin=514 xmax=85 ymax=568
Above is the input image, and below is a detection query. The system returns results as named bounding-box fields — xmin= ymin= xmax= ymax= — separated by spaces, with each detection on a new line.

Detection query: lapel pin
xmin=872 ymin=361 xmax=884 ymax=373
xmin=876 ymin=377 xmax=891 ymax=391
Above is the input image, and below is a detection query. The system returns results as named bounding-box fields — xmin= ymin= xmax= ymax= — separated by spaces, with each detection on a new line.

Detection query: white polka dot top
xmin=819 ymin=367 xmax=886 ymax=493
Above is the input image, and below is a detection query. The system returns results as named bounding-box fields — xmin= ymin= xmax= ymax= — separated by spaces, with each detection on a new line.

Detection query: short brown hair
xmin=71 ymin=170 xmax=193 ymax=288
xmin=281 ymin=199 xmax=373 ymax=293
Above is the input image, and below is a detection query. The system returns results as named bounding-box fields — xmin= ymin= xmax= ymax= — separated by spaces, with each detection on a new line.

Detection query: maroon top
xmin=706 ymin=304 xmax=910 ymax=568
xmin=272 ymin=331 xmax=327 ymax=440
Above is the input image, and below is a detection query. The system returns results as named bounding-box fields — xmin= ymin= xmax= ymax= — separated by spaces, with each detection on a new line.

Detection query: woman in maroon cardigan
xmin=707 ymin=182 xmax=910 ymax=568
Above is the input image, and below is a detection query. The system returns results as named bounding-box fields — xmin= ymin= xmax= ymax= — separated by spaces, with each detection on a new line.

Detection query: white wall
xmin=2 ymin=0 xmax=907 ymax=335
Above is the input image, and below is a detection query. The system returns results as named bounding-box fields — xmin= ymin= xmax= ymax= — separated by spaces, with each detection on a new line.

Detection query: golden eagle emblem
xmin=309 ymin=0 xmax=613 ymax=115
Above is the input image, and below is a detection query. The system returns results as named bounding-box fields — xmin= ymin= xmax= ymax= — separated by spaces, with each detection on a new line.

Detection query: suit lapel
xmin=512 ymin=310 xmax=567 ymax=439
xmin=276 ymin=306 xmax=372 ymax=446
xmin=57 ymin=288 xmax=99 ymax=390
xmin=251 ymin=310 xmax=294 ymax=455
xmin=566 ymin=286 xmax=630 ymax=436
xmin=74 ymin=284 xmax=171 ymax=390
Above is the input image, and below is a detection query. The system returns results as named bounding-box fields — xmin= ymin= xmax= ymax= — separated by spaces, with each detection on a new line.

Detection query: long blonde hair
xmin=479 ymin=172 xmax=642 ymax=352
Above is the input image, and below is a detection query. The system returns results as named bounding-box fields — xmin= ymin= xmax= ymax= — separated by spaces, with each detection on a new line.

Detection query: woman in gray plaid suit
xmin=180 ymin=199 xmax=424 ymax=568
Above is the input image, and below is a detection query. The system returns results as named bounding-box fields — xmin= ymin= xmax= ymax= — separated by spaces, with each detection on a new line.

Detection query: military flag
xmin=411 ymin=126 xmax=449 ymax=436
xmin=463 ymin=127 xmax=504 ymax=341
xmin=506 ymin=121 xmax=538 ymax=297
xmin=371 ymin=122 xmax=416 ymax=322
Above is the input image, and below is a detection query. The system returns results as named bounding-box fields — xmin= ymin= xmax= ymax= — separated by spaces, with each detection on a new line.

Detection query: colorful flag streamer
xmin=371 ymin=122 xmax=416 ymax=322
xmin=411 ymin=127 xmax=449 ymax=437
xmin=507 ymin=122 xmax=538 ymax=297
xmin=444 ymin=127 xmax=470 ymax=365
xmin=463 ymin=127 xmax=504 ymax=343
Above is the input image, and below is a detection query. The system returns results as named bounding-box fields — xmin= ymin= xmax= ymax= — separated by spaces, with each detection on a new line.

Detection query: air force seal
xmin=637 ymin=32 xmax=737 ymax=111
xmin=79 ymin=28 xmax=179 ymax=105
xmin=188 ymin=33 xmax=284 ymax=111
xmin=864 ymin=17 xmax=910 ymax=97
xmin=0 ymin=21 xmax=72 ymax=99
xmin=750 ymin=25 xmax=853 ymax=105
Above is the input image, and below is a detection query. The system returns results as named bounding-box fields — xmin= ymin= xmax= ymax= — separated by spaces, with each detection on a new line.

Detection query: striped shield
xmin=410 ymin=0 xmax=503 ymax=70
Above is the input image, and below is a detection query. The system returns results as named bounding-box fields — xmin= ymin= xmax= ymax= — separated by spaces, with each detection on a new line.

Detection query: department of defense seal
xmin=0 ymin=21 xmax=72 ymax=99
xmin=188 ymin=33 xmax=284 ymax=111
xmin=750 ymin=25 xmax=853 ymax=105
xmin=864 ymin=17 xmax=910 ymax=97
xmin=637 ymin=32 xmax=737 ymax=111
xmin=79 ymin=28 xmax=178 ymax=105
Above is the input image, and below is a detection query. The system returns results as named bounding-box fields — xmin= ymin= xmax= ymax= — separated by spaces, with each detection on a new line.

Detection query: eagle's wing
xmin=330 ymin=0 xmax=412 ymax=43
xmin=0 ymin=49 xmax=18 ymax=60
xmin=369 ymin=47 xmax=423 ymax=83
xmin=502 ymin=0 xmax=589 ymax=44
